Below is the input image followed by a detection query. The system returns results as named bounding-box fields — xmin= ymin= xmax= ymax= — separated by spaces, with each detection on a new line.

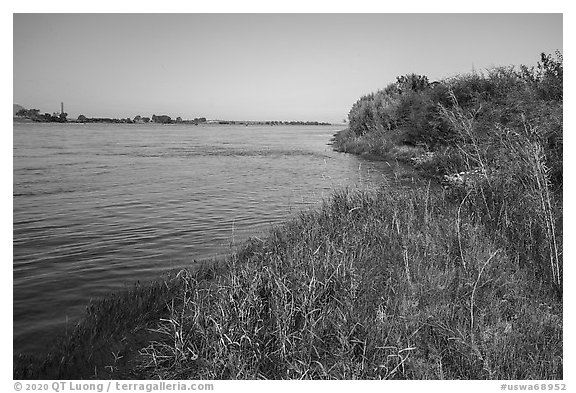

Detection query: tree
xmin=396 ymin=74 xmax=431 ymax=94
xmin=77 ymin=114 xmax=87 ymax=122
xmin=536 ymin=51 xmax=563 ymax=101
xmin=152 ymin=114 xmax=172 ymax=124
xmin=518 ymin=51 xmax=563 ymax=101
xmin=16 ymin=108 xmax=41 ymax=119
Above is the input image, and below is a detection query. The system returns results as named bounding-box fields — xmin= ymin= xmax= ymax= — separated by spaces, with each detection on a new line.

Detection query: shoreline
xmin=13 ymin=117 xmax=337 ymax=127
xmin=13 ymin=148 xmax=416 ymax=377
xmin=14 ymin=144 xmax=562 ymax=379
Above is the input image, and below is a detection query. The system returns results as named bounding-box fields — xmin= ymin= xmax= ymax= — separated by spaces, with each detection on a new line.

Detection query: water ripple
xmin=13 ymin=123 xmax=394 ymax=355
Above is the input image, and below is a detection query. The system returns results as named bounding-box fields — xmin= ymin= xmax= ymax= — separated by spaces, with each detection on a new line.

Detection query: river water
xmin=13 ymin=122 xmax=396 ymax=355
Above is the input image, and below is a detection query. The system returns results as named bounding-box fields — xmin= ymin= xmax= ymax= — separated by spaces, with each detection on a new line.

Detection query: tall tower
xmin=61 ymin=102 xmax=64 ymax=115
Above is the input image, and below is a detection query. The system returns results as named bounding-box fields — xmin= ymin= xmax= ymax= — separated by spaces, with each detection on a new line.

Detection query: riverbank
xmin=14 ymin=171 xmax=562 ymax=379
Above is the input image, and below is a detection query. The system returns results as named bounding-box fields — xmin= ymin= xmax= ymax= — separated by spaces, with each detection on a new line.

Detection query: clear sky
xmin=13 ymin=13 xmax=562 ymax=122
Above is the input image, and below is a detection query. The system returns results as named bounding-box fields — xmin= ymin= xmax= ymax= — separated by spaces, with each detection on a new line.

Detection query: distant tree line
xmin=15 ymin=108 xmax=68 ymax=123
xmin=216 ymin=120 xmax=332 ymax=126
xmin=74 ymin=114 xmax=208 ymax=124
xmin=76 ymin=115 xmax=137 ymax=124
xmin=15 ymin=108 xmax=330 ymax=126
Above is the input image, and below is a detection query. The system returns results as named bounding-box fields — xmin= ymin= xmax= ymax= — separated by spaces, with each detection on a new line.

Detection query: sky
xmin=13 ymin=13 xmax=562 ymax=122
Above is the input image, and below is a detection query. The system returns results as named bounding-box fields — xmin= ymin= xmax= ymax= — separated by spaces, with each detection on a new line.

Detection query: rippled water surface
xmin=14 ymin=123 xmax=396 ymax=354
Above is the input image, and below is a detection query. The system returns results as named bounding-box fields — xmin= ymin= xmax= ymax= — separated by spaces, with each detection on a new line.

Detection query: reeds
xmin=437 ymin=93 xmax=562 ymax=294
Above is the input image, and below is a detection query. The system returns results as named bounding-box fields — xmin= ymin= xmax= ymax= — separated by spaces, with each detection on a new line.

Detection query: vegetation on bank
xmin=14 ymin=52 xmax=562 ymax=380
xmin=14 ymin=107 xmax=331 ymax=126
xmin=14 ymin=108 xmax=69 ymax=123
xmin=332 ymin=52 xmax=563 ymax=290
xmin=332 ymin=52 xmax=562 ymax=188
xmin=13 ymin=109 xmax=208 ymax=125
xmin=15 ymin=184 xmax=562 ymax=379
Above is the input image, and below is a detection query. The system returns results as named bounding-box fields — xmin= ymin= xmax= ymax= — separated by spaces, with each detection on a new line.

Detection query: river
xmin=13 ymin=122 xmax=397 ymax=354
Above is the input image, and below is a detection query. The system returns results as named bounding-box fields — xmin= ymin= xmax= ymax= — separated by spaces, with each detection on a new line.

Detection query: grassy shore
xmin=14 ymin=177 xmax=562 ymax=379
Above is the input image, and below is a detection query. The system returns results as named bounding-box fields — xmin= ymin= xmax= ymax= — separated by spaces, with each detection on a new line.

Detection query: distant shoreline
xmin=13 ymin=117 xmax=335 ymax=126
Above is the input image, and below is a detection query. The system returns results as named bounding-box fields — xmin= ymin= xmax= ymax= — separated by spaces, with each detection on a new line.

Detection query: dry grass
xmin=15 ymin=183 xmax=562 ymax=380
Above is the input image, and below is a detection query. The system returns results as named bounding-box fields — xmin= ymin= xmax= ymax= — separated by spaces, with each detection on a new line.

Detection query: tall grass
xmin=331 ymin=128 xmax=424 ymax=163
xmin=15 ymin=185 xmax=562 ymax=379
xmin=437 ymin=93 xmax=562 ymax=295
xmin=335 ymin=52 xmax=563 ymax=296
